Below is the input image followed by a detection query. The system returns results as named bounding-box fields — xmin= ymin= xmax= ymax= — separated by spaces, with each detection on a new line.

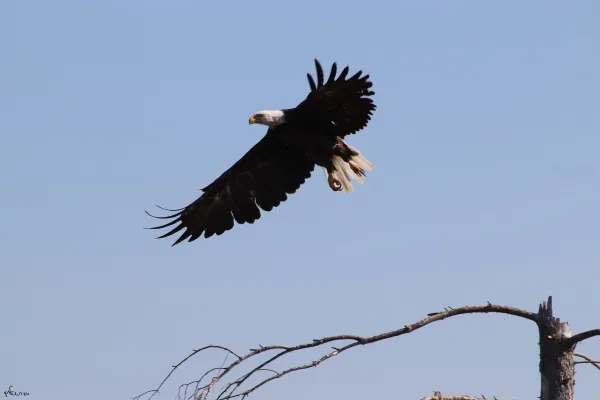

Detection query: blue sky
xmin=2 ymin=1 xmax=599 ymax=399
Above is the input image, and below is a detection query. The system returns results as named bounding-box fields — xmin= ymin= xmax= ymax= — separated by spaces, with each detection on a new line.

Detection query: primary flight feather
xmin=147 ymin=59 xmax=376 ymax=245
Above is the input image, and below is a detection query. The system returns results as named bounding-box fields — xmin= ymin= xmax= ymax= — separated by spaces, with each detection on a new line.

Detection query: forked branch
xmin=574 ymin=352 xmax=600 ymax=371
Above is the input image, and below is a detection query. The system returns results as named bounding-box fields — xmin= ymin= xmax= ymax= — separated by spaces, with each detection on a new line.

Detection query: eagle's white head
xmin=249 ymin=110 xmax=286 ymax=127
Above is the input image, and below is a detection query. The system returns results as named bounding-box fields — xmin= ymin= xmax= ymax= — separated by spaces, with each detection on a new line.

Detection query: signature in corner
xmin=4 ymin=386 xmax=30 ymax=398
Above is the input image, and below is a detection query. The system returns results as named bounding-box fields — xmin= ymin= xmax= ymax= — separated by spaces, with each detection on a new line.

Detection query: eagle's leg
xmin=323 ymin=166 xmax=343 ymax=191
xmin=313 ymin=150 xmax=343 ymax=192
xmin=326 ymin=138 xmax=374 ymax=193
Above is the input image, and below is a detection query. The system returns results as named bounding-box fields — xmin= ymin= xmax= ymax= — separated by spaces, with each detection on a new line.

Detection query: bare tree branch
xmin=564 ymin=329 xmax=600 ymax=347
xmin=573 ymin=352 xmax=600 ymax=371
xmin=134 ymin=302 xmax=537 ymax=400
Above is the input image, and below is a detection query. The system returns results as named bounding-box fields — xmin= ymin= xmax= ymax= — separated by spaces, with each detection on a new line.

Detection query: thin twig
xmin=574 ymin=352 xmax=600 ymax=370
xmin=177 ymin=368 xmax=226 ymax=400
xmin=131 ymin=346 xmax=241 ymax=400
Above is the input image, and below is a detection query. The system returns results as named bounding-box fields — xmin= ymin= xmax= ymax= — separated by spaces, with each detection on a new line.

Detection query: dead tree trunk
xmin=538 ymin=297 xmax=575 ymax=400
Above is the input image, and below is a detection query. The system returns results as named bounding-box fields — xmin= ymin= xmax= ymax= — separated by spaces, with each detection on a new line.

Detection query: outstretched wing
xmin=295 ymin=59 xmax=376 ymax=138
xmin=147 ymin=132 xmax=315 ymax=245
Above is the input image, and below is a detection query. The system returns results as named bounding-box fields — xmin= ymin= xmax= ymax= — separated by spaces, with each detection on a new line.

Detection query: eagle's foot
xmin=327 ymin=175 xmax=343 ymax=191
xmin=349 ymin=160 xmax=366 ymax=177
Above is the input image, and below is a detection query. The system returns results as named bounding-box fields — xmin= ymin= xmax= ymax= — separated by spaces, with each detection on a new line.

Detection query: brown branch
xmin=563 ymin=329 xmax=600 ymax=347
xmin=134 ymin=302 xmax=537 ymax=400
xmin=573 ymin=352 xmax=600 ymax=371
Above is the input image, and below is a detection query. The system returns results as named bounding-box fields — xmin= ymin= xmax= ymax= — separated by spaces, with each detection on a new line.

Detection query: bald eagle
xmin=147 ymin=59 xmax=376 ymax=245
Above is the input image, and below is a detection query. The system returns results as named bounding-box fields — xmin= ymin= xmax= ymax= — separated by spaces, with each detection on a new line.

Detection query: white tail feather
xmin=346 ymin=144 xmax=374 ymax=170
xmin=325 ymin=146 xmax=373 ymax=193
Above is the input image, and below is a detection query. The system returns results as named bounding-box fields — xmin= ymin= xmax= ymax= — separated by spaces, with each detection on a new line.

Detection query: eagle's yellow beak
xmin=248 ymin=116 xmax=256 ymax=125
